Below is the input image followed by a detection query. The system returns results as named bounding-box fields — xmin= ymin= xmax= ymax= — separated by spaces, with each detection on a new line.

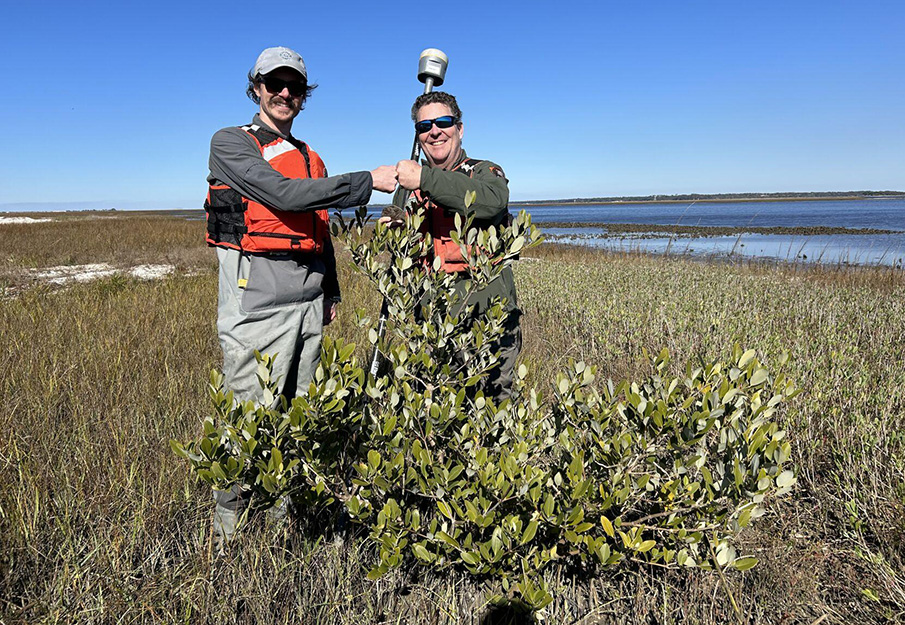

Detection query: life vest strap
xmin=204 ymin=199 xmax=245 ymax=214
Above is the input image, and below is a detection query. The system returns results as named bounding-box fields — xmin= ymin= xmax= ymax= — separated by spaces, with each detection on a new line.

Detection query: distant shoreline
xmin=372 ymin=193 xmax=905 ymax=211
xmin=510 ymin=193 xmax=905 ymax=207
xmin=2 ymin=191 xmax=903 ymax=214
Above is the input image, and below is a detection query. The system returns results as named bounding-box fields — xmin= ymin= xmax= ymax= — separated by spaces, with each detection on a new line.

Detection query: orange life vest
xmin=205 ymin=124 xmax=330 ymax=254
xmin=412 ymin=158 xmax=510 ymax=273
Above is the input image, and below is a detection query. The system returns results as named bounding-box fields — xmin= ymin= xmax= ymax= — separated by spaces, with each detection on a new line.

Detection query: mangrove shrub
xmin=173 ymin=207 xmax=798 ymax=608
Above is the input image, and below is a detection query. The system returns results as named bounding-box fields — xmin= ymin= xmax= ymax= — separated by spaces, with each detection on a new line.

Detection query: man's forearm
xmin=209 ymin=128 xmax=373 ymax=212
xmin=233 ymin=163 xmax=372 ymax=212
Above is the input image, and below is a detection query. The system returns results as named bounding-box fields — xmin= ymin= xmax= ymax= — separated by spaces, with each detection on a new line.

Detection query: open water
xmin=517 ymin=198 xmax=905 ymax=267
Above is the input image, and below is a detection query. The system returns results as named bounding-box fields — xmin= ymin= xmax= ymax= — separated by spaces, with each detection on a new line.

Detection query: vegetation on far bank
xmin=512 ymin=190 xmax=905 ymax=207
xmin=4 ymin=189 xmax=904 ymax=218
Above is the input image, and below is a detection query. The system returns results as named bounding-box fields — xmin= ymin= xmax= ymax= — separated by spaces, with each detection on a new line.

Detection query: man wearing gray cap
xmin=204 ymin=46 xmax=397 ymax=544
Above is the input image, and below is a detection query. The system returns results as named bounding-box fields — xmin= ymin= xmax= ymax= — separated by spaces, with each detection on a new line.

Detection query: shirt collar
xmin=252 ymin=113 xmax=293 ymax=140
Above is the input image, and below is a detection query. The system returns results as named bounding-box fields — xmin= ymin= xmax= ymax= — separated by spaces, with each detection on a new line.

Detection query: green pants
xmin=481 ymin=311 xmax=522 ymax=401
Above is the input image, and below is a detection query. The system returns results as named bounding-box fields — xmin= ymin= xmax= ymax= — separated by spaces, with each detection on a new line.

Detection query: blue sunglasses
xmin=415 ymin=115 xmax=459 ymax=134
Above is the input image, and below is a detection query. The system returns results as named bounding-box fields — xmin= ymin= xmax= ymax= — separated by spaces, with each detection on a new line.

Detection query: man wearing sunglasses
xmin=204 ymin=46 xmax=398 ymax=545
xmin=392 ymin=91 xmax=519 ymax=400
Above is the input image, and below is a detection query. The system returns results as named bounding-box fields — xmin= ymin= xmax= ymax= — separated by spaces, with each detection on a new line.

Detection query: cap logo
xmin=280 ymin=51 xmax=292 ymax=60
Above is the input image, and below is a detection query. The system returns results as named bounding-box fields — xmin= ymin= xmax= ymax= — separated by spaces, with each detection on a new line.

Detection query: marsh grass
xmin=0 ymin=212 xmax=212 ymax=277
xmin=1 ymin=213 xmax=903 ymax=623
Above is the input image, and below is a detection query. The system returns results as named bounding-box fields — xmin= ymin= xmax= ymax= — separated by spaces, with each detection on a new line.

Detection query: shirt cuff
xmin=346 ymin=171 xmax=373 ymax=207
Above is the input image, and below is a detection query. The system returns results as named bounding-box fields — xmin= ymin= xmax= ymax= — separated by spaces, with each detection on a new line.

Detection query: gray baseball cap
xmin=251 ymin=46 xmax=307 ymax=79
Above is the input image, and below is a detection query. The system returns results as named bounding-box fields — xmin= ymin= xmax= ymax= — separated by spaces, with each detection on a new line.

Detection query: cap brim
xmin=256 ymin=62 xmax=306 ymax=79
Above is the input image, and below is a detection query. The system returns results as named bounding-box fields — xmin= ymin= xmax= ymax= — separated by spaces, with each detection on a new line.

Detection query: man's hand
xmin=378 ymin=205 xmax=406 ymax=228
xmin=323 ymin=300 xmax=338 ymax=326
xmin=370 ymin=165 xmax=398 ymax=193
xmin=396 ymin=160 xmax=422 ymax=191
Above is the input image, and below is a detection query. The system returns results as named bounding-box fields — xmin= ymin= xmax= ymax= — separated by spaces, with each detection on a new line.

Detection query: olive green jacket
xmin=392 ymin=150 xmax=517 ymax=315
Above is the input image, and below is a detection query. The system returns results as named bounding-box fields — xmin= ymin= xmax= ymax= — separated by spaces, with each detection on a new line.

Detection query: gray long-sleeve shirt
xmin=207 ymin=114 xmax=373 ymax=211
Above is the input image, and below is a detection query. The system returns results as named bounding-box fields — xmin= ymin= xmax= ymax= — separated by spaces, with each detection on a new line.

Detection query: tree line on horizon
xmin=512 ymin=190 xmax=905 ymax=205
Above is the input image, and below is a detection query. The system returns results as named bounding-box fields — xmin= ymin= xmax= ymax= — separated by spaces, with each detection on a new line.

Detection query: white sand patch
xmin=0 ymin=216 xmax=53 ymax=224
xmin=30 ymin=263 xmax=176 ymax=285
xmin=130 ymin=264 xmax=174 ymax=280
xmin=35 ymin=264 xmax=118 ymax=285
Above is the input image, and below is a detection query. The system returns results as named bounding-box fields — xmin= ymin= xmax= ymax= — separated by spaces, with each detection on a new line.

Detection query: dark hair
xmin=246 ymin=71 xmax=318 ymax=109
xmin=411 ymin=91 xmax=462 ymax=121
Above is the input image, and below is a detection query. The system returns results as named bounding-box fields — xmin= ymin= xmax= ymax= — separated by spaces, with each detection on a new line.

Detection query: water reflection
xmin=544 ymin=228 xmax=905 ymax=267
xmin=519 ymin=198 xmax=905 ymax=230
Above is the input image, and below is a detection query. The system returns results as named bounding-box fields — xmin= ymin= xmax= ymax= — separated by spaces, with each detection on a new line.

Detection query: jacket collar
xmin=422 ymin=148 xmax=468 ymax=171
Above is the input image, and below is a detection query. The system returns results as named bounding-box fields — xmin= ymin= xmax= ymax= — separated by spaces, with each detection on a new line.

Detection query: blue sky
xmin=1 ymin=0 xmax=903 ymax=209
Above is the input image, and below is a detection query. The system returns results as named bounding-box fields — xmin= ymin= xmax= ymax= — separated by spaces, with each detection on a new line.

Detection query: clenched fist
xmin=395 ymin=160 xmax=422 ymax=191
xmin=370 ymin=165 xmax=398 ymax=193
